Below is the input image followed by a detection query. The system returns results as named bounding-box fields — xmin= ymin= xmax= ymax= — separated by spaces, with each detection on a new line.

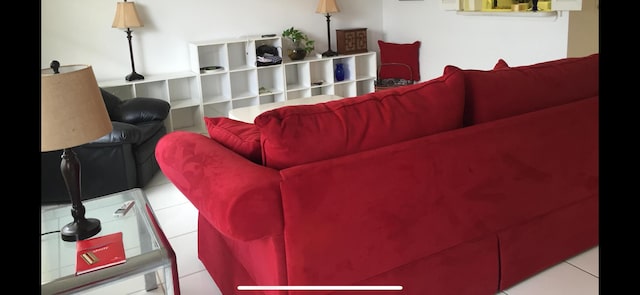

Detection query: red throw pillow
xmin=254 ymin=68 xmax=464 ymax=169
xmin=378 ymin=40 xmax=421 ymax=81
xmin=494 ymin=59 xmax=509 ymax=69
xmin=204 ymin=117 xmax=262 ymax=164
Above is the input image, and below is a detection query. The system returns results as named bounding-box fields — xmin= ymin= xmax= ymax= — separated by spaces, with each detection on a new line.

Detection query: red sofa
xmin=156 ymin=54 xmax=598 ymax=295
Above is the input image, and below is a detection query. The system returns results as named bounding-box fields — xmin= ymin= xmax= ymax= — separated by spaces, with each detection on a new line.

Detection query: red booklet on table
xmin=75 ymin=232 xmax=126 ymax=275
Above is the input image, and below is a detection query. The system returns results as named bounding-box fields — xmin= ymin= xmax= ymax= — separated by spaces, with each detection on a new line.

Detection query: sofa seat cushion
xmin=254 ymin=69 xmax=465 ymax=169
xmin=204 ymin=117 xmax=262 ymax=164
xmin=449 ymin=53 xmax=599 ymax=126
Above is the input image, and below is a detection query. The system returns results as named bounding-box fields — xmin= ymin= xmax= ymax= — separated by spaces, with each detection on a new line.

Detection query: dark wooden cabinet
xmin=336 ymin=28 xmax=368 ymax=55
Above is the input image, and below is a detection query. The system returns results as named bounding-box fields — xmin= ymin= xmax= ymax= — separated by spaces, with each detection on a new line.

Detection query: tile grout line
xmin=564 ymin=260 xmax=599 ymax=279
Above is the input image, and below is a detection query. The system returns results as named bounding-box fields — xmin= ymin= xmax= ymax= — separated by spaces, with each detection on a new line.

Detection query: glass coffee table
xmin=41 ymin=188 xmax=180 ymax=294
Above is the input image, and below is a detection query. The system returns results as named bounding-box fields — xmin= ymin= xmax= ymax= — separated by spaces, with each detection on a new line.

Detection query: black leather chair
xmin=41 ymin=88 xmax=171 ymax=204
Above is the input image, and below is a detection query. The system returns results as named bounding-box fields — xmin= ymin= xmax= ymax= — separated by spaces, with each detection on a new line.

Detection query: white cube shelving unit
xmin=99 ymin=36 xmax=376 ymax=134
xmin=99 ymin=72 xmax=202 ymax=133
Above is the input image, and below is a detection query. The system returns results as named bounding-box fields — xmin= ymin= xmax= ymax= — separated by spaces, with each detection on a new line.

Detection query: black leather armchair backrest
xmin=100 ymin=88 xmax=123 ymax=121
xmin=99 ymin=88 xmax=170 ymax=125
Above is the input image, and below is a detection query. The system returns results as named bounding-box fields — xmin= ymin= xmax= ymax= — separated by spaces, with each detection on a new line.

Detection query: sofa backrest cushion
xmin=254 ymin=69 xmax=465 ymax=169
xmin=494 ymin=59 xmax=509 ymax=69
xmin=447 ymin=53 xmax=599 ymax=126
xmin=204 ymin=117 xmax=262 ymax=164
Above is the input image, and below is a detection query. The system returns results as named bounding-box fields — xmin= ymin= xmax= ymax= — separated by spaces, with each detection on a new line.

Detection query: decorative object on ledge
xmin=477 ymin=0 xmax=550 ymax=12
xmin=457 ymin=11 xmax=557 ymax=17
xmin=112 ymin=0 xmax=145 ymax=81
xmin=454 ymin=0 xmax=561 ymax=12
xmin=200 ymin=66 xmax=224 ymax=73
xmin=463 ymin=0 xmax=483 ymax=11
xmin=537 ymin=1 xmax=551 ymax=11
xmin=512 ymin=0 xmax=530 ymax=11
xmin=41 ymin=61 xmax=113 ymax=242
xmin=316 ymin=0 xmax=340 ymax=57
xmin=336 ymin=28 xmax=368 ymax=55
xmin=282 ymin=27 xmax=315 ymax=61
xmin=335 ymin=63 xmax=345 ymax=81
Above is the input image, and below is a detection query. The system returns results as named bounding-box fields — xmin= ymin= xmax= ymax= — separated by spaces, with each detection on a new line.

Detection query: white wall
xmin=41 ymin=0 xmax=382 ymax=81
xmin=567 ymin=0 xmax=598 ymax=57
xmin=41 ymin=0 xmax=578 ymax=82
xmin=382 ymin=1 xmax=570 ymax=80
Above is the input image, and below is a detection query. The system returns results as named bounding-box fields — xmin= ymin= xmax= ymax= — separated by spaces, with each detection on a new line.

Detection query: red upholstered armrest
xmin=155 ymin=131 xmax=283 ymax=241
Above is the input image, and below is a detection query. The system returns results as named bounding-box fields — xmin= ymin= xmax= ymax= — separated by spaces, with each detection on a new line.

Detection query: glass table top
xmin=41 ymin=188 xmax=177 ymax=294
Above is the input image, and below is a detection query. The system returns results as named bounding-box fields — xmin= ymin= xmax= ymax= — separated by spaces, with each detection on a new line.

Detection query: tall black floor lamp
xmin=112 ymin=0 xmax=145 ymax=81
xmin=316 ymin=0 xmax=340 ymax=57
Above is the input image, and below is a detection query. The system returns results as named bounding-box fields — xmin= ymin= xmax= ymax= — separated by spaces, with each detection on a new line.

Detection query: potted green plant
xmin=282 ymin=27 xmax=315 ymax=60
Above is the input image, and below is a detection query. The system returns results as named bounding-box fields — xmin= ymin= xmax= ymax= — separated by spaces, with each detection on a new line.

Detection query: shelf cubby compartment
xmin=357 ymin=80 xmax=375 ymax=95
xmin=332 ymin=57 xmax=356 ymax=82
xmin=169 ymin=105 xmax=202 ymax=132
xmin=284 ymin=62 xmax=310 ymax=91
xmin=134 ymin=80 xmax=169 ymax=100
xmin=200 ymin=73 xmax=231 ymax=104
xmin=168 ymin=76 xmax=200 ymax=109
xmin=310 ymin=85 xmax=334 ymax=96
xmin=227 ymin=41 xmax=254 ymax=71
xmin=354 ymin=53 xmax=377 ymax=80
xmin=101 ymin=85 xmax=135 ymax=100
xmin=232 ymin=97 xmax=259 ymax=110
xmin=203 ymin=101 xmax=231 ymax=118
xmin=334 ymin=81 xmax=357 ymax=98
xmin=257 ymin=66 xmax=284 ymax=96
xmin=255 ymin=37 xmax=282 ymax=57
xmin=230 ymin=70 xmax=258 ymax=99
xmin=286 ymin=89 xmax=312 ymax=100
xmin=190 ymin=42 xmax=228 ymax=73
xmin=309 ymin=59 xmax=333 ymax=85
xmin=259 ymin=93 xmax=285 ymax=104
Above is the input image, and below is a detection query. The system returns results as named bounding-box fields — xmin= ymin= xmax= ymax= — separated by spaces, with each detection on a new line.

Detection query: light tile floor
xmin=50 ymin=171 xmax=600 ymax=294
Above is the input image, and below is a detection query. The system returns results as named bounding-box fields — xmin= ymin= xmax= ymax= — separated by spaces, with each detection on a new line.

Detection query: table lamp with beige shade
xmin=112 ymin=0 xmax=145 ymax=81
xmin=316 ymin=0 xmax=340 ymax=57
xmin=41 ymin=61 xmax=113 ymax=242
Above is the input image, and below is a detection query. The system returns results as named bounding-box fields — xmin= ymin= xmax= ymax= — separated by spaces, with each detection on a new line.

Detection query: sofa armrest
xmin=87 ymin=122 xmax=142 ymax=145
xmin=119 ymin=98 xmax=170 ymax=124
xmin=155 ymin=131 xmax=283 ymax=241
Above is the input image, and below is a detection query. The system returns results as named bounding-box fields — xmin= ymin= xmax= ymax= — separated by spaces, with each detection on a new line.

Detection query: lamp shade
xmin=316 ymin=0 xmax=340 ymax=14
xmin=112 ymin=1 xmax=144 ymax=29
xmin=41 ymin=65 xmax=113 ymax=152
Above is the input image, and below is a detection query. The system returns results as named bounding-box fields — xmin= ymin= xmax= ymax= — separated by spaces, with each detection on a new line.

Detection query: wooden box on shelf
xmin=336 ymin=28 xmax=368 ymax=55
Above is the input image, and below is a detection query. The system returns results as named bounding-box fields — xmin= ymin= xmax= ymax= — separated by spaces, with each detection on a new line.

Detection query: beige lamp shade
xmin=316 ymin=0 xmax=340 ymax=14
xmin=112 ymin=1 xmax=144 ymax=28
xmin=41 ymin=65 xmax=113 ymax=152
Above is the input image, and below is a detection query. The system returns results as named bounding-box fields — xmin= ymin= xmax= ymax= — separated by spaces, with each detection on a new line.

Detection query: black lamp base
xmin=322 ymin=50 xmax=338 ymax=57
xmin=126 ymin=71 xmax=144 ymax=81
xmin=61 ymin=217 xmax=101 ymax=242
